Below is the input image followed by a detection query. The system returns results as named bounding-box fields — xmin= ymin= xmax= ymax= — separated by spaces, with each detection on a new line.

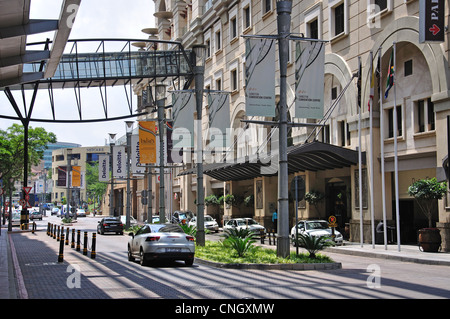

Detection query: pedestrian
xmin=272 ymin=209 xmax=277 ymax=232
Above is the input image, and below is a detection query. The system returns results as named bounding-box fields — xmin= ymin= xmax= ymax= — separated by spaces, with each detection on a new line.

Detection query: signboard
xmin=98 ymin=154 xmax=109 ymax=182
xmin=113 ymin=145 xmax=126 ymax=179
xmin=172 ymin=92 xmax=195 ymax=148
xmin=295 ymin=40 xmax=325 ymax=119
xmin=131 ymin=134 xmax=145 ymax=174
xmin=22 ymin=186 xmax=32 ymax=208
xmin=245 ymin=38 xmax=276 ymax=117
xmin=139 ymin=121 xmax=157 ymax=164
xmin=419 ymin=0 xmax=445 ymax=43
xmin=57 ymin=166 xmax=67 ymax=187
xmin=328 ymin=215 xmax=338 ymax=228
xmin=72 ymin=166 xmax=81 ymax=187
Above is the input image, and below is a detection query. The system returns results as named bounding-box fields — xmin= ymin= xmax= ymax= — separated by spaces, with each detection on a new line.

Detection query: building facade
xmin=124 ymin=0 xmax=450 ymax=249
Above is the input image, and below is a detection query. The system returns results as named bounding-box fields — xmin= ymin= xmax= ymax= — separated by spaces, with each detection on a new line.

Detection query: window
xmin=331 ymin=87 xmax=337 ymax=100
xmin=230 ymin=60 xmax=239 ymax=92
xmin=229 ymin=6 xmax=238 ymax=42
xmin=262 ymin=0 xmax=272 ymax=15
xmin=243 ymin=5 xmax=251 ymax=30
xmin=304 ymin=3 xmax=322 ymax=39
xmin=329 ymin=0 xmax=348 ymax=40
xmin=416 ymin=98 xmax=435 ymax=133
xmin=213 ymin=22 xmax=222 ymax=53
xmin=321 ymin=124 xmax=330 ymax=143
xmin=214 ymin=70 xmax=223 ymax=91
xmin=215 ymin=30 xmax=221 ymax=51
xmin=309 ymin=19 xmax=319 ymax=39
xmin=216 ymin=78 xmax=222 ymax=90
xmin=404 ymin=59 xmax=413 ymax=77
xmin=206 ymin=39 xmax=211 ymax=59
xmin=388 ymin=105 xmax=402 ymax=138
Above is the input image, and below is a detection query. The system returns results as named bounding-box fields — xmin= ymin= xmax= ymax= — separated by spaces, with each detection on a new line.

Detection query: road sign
xmin=328 ymin=215 xmax=337 ymax=228
xmin=22 ymin=186 xmax=33 ymax=208
xmin=23 ymin=186 xmax=32 ymax=194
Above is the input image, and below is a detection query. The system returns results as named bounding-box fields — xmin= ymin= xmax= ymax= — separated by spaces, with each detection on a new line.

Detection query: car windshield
xmin=205 ymin=216 xmax=214 ymax=222
xmin=12 ymin=213 xmax=20 ymax=219
xmin=305 ymin=221 xmax=328 ymax=230
xmin=150 ymin=224 xmax=184 ymax=233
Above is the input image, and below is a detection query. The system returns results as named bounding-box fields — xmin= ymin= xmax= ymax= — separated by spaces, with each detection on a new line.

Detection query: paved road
xmin=10 ymin=215 xmax=450 ymax=300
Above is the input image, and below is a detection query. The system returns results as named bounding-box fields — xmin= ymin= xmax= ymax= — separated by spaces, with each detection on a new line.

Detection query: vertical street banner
xmin=208 ymin=92 xmax=230 ymax=148
xmin=72 ymin=166 xmax=81 ymax=187
xmin=172 ymin=92 xmax=195 ymax=148
xmin=131 ymin=134 xmax=145 ymax=174
xmin=113 ymin=145 xmax=126 ymax=179
xmin=294 ymin=40 xmax=325 ymax=119
xmin=98 ymin=154 xmax=109 ymax=182
xmin=245 ymin=38 xmax=276 ymax=117
xmin=139 ymin=121 xmax=157 ymax=164
xmin=57 ymin=166 xmax=67 ymax=187
xmin=419 ymin=0 xmax=445 ymax=43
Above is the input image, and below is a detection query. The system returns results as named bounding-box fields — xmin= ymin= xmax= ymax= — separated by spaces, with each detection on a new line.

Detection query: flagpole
xmin=358 ymin=56 xmax=363 ymax=247
xmin=393 ymin=42 xmax=401 ymax=252
xmin=369 ymin=51 xmax=375 ymax=249
xmin=379 ymin=47 xmax=388 ymax=250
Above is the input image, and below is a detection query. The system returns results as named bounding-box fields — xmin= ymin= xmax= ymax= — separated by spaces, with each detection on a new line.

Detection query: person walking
xmin=272 ymin=209 xmax=278 ymax=232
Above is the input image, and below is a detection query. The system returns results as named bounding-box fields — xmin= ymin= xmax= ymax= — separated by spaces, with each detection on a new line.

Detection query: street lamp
xmin=156 ymin=83 xmax=166 ymax=223
xmin=125 ymin=121 xmax=134 ymax=229
xmin=66 ymin=148 xmax=72 ymax=220
xmin=276 ymin=0 xmax=292 ymax=258
xmin=193 ymin=44 xmax=206 ymax=246
xmin=109 ymin=133 xmax=116 ymax=217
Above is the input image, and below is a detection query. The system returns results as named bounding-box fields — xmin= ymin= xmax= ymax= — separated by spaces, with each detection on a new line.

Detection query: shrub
xmin=292 ymin=233 xmax=334 ymax=259
xmin=220 ymin=228 xmax=256 ymax=257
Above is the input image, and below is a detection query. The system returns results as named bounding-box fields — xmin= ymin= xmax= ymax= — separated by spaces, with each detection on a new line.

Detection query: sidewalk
xmin=2 ymin=225 xmax=450 ymax=299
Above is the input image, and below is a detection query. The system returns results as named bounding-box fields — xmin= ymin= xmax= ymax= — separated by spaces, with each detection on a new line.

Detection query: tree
xmin=304 ymin=190 xmax=324 ymax=217
xmin=85 ymin=162 xmax=108 ymax=206
xmin=407 ymin=178 xmax=447 ymax=228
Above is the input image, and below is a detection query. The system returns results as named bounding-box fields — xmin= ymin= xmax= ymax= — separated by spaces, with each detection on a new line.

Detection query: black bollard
xmin=57 ymin=226 xmax=61 ymax=241
xmin=71 ymin=229 xmax=75 ymax=248
xmin=47 ymin=223 xmax=50 ymax=236
xmin=65 ymin=228 xmax=69 ymax=245
xmin=58 ymin=234 xmax=65 ymax=263
xmin=53 ymin=224 xmax=56 ymax=239
xmin=83 ymin=231 xmax=88 ymax=255
xmin=91 ymin=233 xmax=96 ymax=259
xmin=76 ymin=230 xmax=81 ymax=251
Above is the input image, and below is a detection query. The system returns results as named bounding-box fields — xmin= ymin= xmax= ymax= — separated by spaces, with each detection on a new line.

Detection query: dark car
xmin=97 ymin=217 xmax=124 ymax=235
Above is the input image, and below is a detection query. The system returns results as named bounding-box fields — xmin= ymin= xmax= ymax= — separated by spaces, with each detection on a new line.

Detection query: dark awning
xmin=179 ymin=141 xmax=366 ymax=182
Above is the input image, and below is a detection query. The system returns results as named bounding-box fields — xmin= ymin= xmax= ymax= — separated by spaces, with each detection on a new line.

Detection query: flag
xmin=384 ymin=49 xmax=394 ymax=99
xmin=368 ymin=52 xmax=374 ymax=111
xmin=357 ymin=58 xmax=362 ymax=108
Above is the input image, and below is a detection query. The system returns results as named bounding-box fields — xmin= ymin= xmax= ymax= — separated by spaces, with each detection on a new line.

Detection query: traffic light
xmin=141 ymin=190 xmax=148 ymax=205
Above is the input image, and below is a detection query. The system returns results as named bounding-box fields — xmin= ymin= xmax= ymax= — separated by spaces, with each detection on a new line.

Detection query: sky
xmin=0 ymin=0 xmax=155 ymax=146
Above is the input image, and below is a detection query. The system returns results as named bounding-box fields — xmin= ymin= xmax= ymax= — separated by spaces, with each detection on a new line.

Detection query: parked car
xmin=51 ymin=207 xmax=60 ymax=216
xmin=223 ymin=218 xmax=266 ymax=235
xmin=11 ymin=211 xmax=21 ymax=227
xmin=120 ymin=215 xmax=138 ymax=227
xmin=127 ymin=223 xmax=195 ymax=266
xmin=290 ymin=220 xmax=343 ymax=245
xmin=76 ymin=209 xmax=86 ymax=217
xmin=171 ymin=210 xmax=194 ymax=224
xmin=188 ymin=215 xmax=219 ymax=233
xmin=29 ymin=211 xmax=43 ymax=220
xmin=97 ymin=217 xmax=124 ymax=235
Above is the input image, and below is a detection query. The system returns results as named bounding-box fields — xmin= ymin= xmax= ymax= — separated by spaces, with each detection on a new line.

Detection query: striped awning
xmin=179 ymin=141 xmax=365 ymax=181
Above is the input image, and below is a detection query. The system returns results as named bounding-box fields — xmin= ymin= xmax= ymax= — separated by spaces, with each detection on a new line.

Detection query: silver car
xmin=128 ymin=223 xmax=195 ymax=266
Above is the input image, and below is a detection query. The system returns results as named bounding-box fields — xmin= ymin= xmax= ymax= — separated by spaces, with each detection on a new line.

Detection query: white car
xmin=120 ymin=215 xmax=138 ymax=227
xmin=188 ymin=215 xmax=219 ymax=233
xmin=290 ymin=220 xmax=343 ymax=245
xmin=76 ymin=209 xmax=86 ymax=217
xmin=223 ymin=218 xmax=266 ymax=235
xmin=127 ymin=223 xmax=195 ymax=266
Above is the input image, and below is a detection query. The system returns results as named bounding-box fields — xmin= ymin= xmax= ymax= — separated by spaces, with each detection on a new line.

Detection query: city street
xmin=8 ymin=215 xmax=450 ymax=301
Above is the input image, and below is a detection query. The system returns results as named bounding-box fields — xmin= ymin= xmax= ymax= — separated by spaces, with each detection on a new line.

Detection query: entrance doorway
xmin=325 ymin=182 xmax=348 ymax=235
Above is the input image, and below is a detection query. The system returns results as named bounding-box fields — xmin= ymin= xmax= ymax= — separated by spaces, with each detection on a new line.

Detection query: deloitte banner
xmin=113 ymin=145 xmax=126 ymax=179
xmin=245 ymin=38 xmax=276 ymax=117
xmin=131 ymin=134 xmax=145 ymax=175
xmin=294 ymin=41 xmax=325 ymax=119
xmin=98 ymin=154 xmax=109 ymax=182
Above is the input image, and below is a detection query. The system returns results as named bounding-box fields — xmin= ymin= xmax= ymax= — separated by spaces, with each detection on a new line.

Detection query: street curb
xmin=8 ymin=233 xmax=28 ymax=299
xmin=194 ymin=258 xmax=342 ymax=270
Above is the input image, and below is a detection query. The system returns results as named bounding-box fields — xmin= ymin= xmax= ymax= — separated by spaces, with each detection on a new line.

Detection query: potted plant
xmin=407 ymin=178 xmax=447 ymax=252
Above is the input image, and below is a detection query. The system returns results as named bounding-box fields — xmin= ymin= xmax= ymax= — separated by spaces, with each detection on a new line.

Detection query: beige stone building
xmin=121 ymin=0 xmax=450 ymax=250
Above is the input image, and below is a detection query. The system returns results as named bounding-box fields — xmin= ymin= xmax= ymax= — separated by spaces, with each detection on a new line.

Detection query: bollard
xmin=260 ymin=229 xmax=265 ymax=244
xmin=71 ymin=229 xmax=75 ymax=248
xmin=76 ymin=230 xmax=81 ymax=251
xmin=53 ymin=224 xmax=56 ymax=239
xmin=32 ymin=222 xmax=36 ymax=234
xmin=50 ymin=223 xmax=53 ymax=237
xmin=83 ymin=231 xmax=88 ymax=255
xmin=47 ymin=223 xmax=50 ymax=236
xmin=91 ymin=233 xmax=96 ymax=259
xmin=58 ymin=234 xmax=65 ymax=263
xmin=57 ymin=225 xmax=60 ymax=241
xmin=65 ymin=228 xmax=69 ymax=245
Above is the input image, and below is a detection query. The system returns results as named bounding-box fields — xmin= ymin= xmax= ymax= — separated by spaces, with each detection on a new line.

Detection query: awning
xmin=179 ymin=141 xmax=366 ymax=181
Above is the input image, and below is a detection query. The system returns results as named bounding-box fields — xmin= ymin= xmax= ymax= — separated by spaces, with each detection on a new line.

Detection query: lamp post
xmin=193 ymin=44 xmax=206 ymax=246
xmin=125 ymin=121 xmax=134 ymax=229
xmin=109 ymin=133 xmax=116 ymax=217
xmin=156 ymin=84 xmax=166 ymax=223
xmin=66 ymin=148 xmax=72 ymax=220
xmin=276 ymin=0 xmax=292 ymax=258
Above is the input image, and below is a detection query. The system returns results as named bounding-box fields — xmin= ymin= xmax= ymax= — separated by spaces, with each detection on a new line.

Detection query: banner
xmin=131 ymin=134 xmax=145 ymax=174
xmin=72 ymin=166 xmax=81 ymax=187
xmin=139 ymin=121 xmax=157 ymax=164
xmin=419 ymin=0 xmax=445 ymax=43
xmin=245 ymin=38 xmax=276 ymax=117
xmin=113 ymin=145 xmax=126 ymax=179
xmin=172 ymin=92 xmax=195 ymax=148
xmin=208 ymin=92 xmax=229 ymax=149
xmin=98 ymin=154 xmax=109 ymax=182
xmin=57 ymin=166 xmax=67 ymax=187
xmin=294 ymin=40 xmax=325 ymax=119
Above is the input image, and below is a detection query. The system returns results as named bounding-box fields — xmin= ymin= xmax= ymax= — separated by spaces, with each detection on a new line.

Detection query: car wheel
xmin=139 ymin=248 xmax=148 ymax=266
xmin=185 ymin=258 xmax=194 ymax=266
xmin=127 ymin=246 xmax=135 ymax=262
